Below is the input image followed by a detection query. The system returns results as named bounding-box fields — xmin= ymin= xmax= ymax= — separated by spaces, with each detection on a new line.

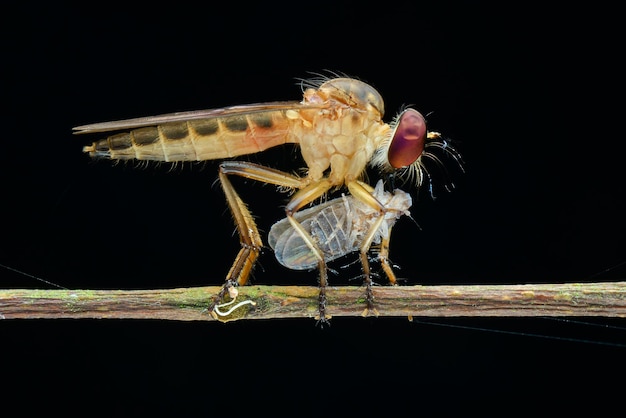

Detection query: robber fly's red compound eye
xmin=387 ymin=109 xmax=427 ymax=168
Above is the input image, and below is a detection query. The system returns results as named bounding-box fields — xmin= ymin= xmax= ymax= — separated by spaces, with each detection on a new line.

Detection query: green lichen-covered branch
xmin=1 ymin=282 xmax=625 ymax=322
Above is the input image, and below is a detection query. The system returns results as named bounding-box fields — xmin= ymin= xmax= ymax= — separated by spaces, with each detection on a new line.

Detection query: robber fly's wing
xmin=76 ymin=101 xmax=331 ymax=161
xmin=73 ymin=101 xmax=318 ymax=134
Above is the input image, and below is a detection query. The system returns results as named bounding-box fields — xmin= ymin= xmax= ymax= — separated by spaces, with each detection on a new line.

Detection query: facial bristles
xmin=371 ymin=109 xmax=464 ymax=197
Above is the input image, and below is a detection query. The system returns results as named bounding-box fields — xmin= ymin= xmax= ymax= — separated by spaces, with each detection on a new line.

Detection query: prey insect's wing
xmin=73 ymin=101 xmax=318 ymax=134
xmin=269 ymin=180 xmax=413 ymax=272
xmin=269 ymin=197 xmax=354 ymax=270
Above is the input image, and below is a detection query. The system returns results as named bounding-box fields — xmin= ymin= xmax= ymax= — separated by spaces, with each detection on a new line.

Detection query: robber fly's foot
xmin=314 ymin=288 xmax=332 ymax=326
xmin=212 ymin=291 xmax=256 ymax=318
xmin=361 ymin=306 xmax=380 ymax=317
xmin=208 ymin=280 xmax=235 ymax=310
xmin=360 ymin=280 xmax=379 ymax=317
xmin=210 ymin=282 xmax=256 ymax=321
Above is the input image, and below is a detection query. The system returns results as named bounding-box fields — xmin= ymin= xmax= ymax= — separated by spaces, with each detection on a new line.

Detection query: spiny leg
xmin=347 ymin=180 xmax=387 ymax=316
xmin=211 ymin=162 xmax=304 ymax=311
xmin=285 ymin=179 xmax=333 ymax=323
xmin=209 ymin=168 xmax=264 ymax=312
xmin=377 ymin=230 xmax=398 ymax=286
xmin=357 ymin=217 xmax=386 ymax=316
xmin=213 ymin=161 xmax=334 ymax=322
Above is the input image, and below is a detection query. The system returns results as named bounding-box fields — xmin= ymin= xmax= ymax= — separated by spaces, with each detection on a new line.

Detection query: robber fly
xmin=74 ymin=75 xmax=461 ymax=322
xmin=269 ymin=179 xmax=411 ymax=302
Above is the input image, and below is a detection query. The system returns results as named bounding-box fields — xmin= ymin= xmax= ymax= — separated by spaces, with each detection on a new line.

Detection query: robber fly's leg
xmin=377 ymin=229 xmax=398 ymax=286
xmin=215 ymin=161 xmax=334 ymax=323
xmin=284 ymin=180 xmax=333 ymax=323
xmin=209 ymin=161 xmax=306 ymax=313
xmin=347 ymin=180 xmax=387 ymax=317
xmin=208 ymin=169 xmax=263 ymax=311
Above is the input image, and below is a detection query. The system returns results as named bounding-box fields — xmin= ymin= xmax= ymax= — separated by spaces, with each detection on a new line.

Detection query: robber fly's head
xmin=371 ymin=108 xmax=464 ymax=196
xmin=311 ymin=77 xmax=385 ymax=117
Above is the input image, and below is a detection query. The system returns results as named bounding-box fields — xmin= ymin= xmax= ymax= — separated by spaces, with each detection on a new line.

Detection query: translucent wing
xmin=269 ymin=197 xmax=354 ymax=270
xmin=76 ymin=100 xmax=331 ymax=161
xmin=269 ymin=180 xmax=413 ymax=271
xmin=73 ymin=101 xmax=321 ymax=134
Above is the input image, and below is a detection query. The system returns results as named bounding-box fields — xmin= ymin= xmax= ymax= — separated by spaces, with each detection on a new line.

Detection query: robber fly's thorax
xmin=296 ymin=78 xmax=389 ymax=184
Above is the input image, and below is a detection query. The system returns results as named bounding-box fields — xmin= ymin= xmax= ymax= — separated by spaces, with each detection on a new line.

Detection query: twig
xmin=1 ymin=282 xmax=625 ymax=322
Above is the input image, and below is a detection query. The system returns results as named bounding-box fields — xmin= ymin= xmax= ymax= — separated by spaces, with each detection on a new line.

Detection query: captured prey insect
xmin=268 ymin=179 xmax=412 ymax=315
xmin=74 ymin=75 xmax=461 ymax=322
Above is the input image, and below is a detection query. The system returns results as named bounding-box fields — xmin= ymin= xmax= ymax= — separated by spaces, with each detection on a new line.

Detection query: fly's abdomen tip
xmin=82 ymin=142 xmax=111 ymax=158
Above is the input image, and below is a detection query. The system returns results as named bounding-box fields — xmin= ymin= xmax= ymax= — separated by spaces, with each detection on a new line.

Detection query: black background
xmin=2 ymin=2 xmax=624 ymax=415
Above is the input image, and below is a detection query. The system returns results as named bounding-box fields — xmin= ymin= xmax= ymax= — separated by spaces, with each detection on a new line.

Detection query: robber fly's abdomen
xmin=83 ymin=111 xmax=296 ymax=162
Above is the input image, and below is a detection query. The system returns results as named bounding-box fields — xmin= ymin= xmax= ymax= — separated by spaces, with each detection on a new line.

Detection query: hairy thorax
xmin=292 ymin=102 xmax=389 ymax=186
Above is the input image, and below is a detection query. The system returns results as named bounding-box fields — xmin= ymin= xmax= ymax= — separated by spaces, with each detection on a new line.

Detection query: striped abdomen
xmin=83 ymin=110 xmax=297 ymax=161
